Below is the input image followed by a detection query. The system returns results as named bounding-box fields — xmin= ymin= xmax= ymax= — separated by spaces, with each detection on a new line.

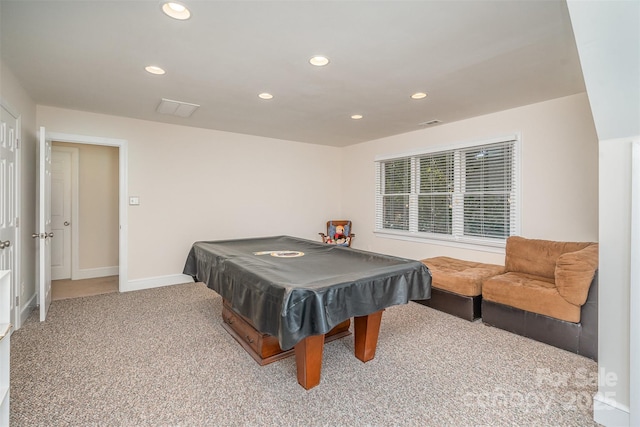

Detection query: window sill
xmin=373 ymin=230 xmax=506 ymax=254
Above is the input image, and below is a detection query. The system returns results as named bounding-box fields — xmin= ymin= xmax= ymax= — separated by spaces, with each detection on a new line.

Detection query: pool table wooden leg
xmin=294 ymin=334 xmax=325 ymax=390
xmin=354 ymin=310 xmax=384 ymax=362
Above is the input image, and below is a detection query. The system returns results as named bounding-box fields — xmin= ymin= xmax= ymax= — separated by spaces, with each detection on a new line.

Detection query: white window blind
xmin=378 ymin=157 xmax=411 ymax=231
xmin=375 ymin=136 xmax=520 ymax=247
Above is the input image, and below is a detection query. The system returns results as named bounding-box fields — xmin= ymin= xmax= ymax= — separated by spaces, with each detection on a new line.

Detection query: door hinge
xmin=16 ymin=138 xmax=20 ymax=149
xmin=15 ymin=296 xmax=19 ymax=307
xmin=15 ymin=217 xmax=19 ymax=227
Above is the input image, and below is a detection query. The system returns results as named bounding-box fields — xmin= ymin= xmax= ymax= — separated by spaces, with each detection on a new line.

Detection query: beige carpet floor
xmin=10 ymin=282 xmax=599 ymax=426
xmin=51 ymin=276 xmax=119 ymax=301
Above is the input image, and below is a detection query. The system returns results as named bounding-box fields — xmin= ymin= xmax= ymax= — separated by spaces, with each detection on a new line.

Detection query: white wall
xmin=567 ymin=1 xmax=640 ymax=425
xmin=37 ymin=106 xmax=342 ymax=284
xmin=341 ymin=93 xmax=599 ymax=263
xmin=0 ymin=58 xmax=38 ymax=324
xmin=31 ymin=95 xmax=600 ymax=283
xmin=567 ymin=2 xmax=640 ymax=141
xmin=597 ymin=138 xmax=633 ymax=424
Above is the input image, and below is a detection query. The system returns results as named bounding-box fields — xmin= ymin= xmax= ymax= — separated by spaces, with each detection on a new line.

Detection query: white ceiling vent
xmin=419 ymin=119 xmax=442 ymax=126
xmin=156 ymin=98 xmax=200 ymax=118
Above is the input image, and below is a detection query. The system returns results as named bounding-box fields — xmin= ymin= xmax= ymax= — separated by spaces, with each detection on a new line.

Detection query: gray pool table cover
xmin=183 ymin=235 xmax=432 ymax=350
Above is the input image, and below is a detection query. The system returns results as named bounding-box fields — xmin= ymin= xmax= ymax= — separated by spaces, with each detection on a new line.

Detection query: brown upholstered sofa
xmin=416 ymin=257 xmax=504 ymax=321
xmin=481 ymin=236 xmax=599 ymax=360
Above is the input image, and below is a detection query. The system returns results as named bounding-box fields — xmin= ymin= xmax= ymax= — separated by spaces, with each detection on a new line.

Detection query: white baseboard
xmin=19 ymin=293 xmax=37 ymax=328
xmin=73 ymin=266 xmax=119 ymax=280
xmin=593 ymin=391 xmax=630 ymax=426
xmin=124 ymin=274 xmax=194 ymax=293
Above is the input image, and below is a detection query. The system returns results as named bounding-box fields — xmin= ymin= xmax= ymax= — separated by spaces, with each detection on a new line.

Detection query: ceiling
xmin=0 ymin=0 xmax=585 ymax=147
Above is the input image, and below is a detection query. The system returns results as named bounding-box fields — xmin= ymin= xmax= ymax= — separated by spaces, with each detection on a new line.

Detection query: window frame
xmin=374 ymin=134 xmax=521 ymax=251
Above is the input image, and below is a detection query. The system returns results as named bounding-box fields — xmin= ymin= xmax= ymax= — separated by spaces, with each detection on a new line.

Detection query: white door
xmin=37 ymin=126 xmax=52 ymax=321
xmin=51 ymin=149 xmax=72 ymax=280
xmin=0 ymin=104 xmax=18 ymax=327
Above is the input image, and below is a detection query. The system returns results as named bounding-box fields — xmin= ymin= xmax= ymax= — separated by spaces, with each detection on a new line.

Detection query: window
xmin=375 ymin=135 xmax=520 ymax=247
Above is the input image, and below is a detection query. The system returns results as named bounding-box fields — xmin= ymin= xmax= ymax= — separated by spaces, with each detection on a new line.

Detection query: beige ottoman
xmin=415 ymin=256 xmax=504 ymax=320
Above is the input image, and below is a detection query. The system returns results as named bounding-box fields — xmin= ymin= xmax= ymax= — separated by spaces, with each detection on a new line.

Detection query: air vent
xmin=156 ymin=98 xmax=200 ymax=118
xmin=419 ymin=119 xmax=442 ymax=126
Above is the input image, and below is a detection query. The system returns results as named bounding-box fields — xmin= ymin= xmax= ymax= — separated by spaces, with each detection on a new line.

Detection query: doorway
xmin=43 ymin=132 xmax=128 ymax=298
xmin=50 ymin=142 xmax=119 ymax=298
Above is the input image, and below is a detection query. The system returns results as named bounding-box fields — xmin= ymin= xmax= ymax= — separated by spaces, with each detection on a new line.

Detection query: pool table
xmin=183 ymin=235 xmax=431 ymax=389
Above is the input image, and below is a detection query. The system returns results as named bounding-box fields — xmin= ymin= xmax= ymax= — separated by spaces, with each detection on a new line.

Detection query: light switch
xmin=129 ymin=196 xmax=140 ymax=206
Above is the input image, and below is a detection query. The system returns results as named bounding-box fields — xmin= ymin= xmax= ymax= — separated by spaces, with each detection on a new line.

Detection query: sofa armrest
xmin=555 ymin=244 xmax=599 ymax=306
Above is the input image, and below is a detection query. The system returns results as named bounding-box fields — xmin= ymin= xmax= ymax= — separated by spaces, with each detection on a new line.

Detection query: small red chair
xmin=319 ymin=220 xmax=354 ymax=247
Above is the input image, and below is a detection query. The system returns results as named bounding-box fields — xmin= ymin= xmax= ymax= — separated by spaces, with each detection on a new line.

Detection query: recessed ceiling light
xmin=309 ymin=56 xmax=330 ymax=67
xmin=351 ymin=114 xmax=363 ymax=120
xmin=145 ymin=65 xmax=166 ymax=75
xmin=411 ymin=92 xmax=428 ymax=100
xmin=258 ymin=93 xmax=273 ymax=100
xmin=161 ymin=2 xmax=191 ymax=20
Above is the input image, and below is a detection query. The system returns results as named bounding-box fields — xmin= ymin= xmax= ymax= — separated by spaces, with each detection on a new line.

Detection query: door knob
xmin=32 ymin=233 xmax=39 ymax=239
xmin=64 ymin=221 xmax=70 ymax=226
xmin=48 ymin=232 xmax=54 ymax=238
xmin=0 ymin=240 xmax=10 ymax=249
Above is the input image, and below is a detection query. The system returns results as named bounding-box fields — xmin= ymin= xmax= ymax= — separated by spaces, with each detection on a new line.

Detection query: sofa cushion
xmin=504 ymin=236 xmax=592 ymax=279
xmin=482 ymin=272 xmax=581 ymax=323
xmin=555 ymin=244 xmax=598 ymax=306
xmin=421 ymin=256 xmax=504 ymax=297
